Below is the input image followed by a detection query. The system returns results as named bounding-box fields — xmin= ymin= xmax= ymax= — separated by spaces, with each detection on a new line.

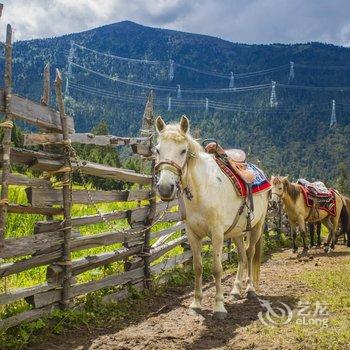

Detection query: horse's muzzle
xmin=157 ymin=182 xmax=175 ymax=201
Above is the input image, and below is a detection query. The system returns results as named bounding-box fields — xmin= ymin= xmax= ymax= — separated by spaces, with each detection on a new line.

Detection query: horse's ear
xmin=156 ymin=116 xmax=166 ymax=133
xmin=179 ymin=115 xmax=189 ymax=134
xmin=282 ymin=175 xmax=289 ymax=183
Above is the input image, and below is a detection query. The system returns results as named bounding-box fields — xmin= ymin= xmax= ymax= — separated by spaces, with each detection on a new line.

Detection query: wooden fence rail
xmin=0 ymin=16 xmax=286 ymax=330
xmin=0 ymin=42 xmax=190 ymax=329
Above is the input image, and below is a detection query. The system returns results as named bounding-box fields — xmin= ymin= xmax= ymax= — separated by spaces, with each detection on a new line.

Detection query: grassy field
xmin=0 ymin=183 xmax=184 ymax=327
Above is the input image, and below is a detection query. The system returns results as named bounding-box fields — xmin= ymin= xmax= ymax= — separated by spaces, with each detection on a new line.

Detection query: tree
xmin=335 ymin=162 xmax=350 ymax=195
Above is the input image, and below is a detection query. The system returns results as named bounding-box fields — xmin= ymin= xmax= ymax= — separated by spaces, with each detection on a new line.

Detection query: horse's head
xmin=270 ymin=176 xmax=288 ymax=204
xmin=155 ymin=115 xmax=193 ymax=201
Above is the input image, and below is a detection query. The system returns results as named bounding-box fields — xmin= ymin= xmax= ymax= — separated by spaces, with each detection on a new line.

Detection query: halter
xmin=155 ymin=149 xmax=196 ymax=218
xmin=154 ymin=149 xmax=196 ymax=179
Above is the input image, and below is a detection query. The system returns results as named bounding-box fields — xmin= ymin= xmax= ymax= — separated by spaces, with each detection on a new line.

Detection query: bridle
xmin=154 ymin=148 xmax=196 ymax=218
xmin=154 ymin=159 xmax=184 ymax=177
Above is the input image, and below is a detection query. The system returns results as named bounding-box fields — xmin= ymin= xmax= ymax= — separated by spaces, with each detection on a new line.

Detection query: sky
xmin=1 ymin=0 xmax=350 ymax=46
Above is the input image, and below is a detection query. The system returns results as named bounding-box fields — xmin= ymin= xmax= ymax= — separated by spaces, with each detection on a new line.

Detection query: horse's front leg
xmin=211 ymin=229 xmax=227 ymax=319
xmin=290 ymin=223 xmax=298 ymax=253
xmin=297 ymin=216 xmax=308 ymax=255
xmin=230 ymin=235 xmax=246 ymax=300
xmin=187 ymin=229 xmax=203 ymax=313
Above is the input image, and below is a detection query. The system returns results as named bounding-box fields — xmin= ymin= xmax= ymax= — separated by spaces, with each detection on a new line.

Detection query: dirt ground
xmin=29 ymin=246 xmax=350 ymax=350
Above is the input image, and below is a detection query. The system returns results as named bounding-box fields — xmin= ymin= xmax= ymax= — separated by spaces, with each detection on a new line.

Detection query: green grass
xmin=0 ymin=181 xmax=291 ymax=350
xmin=1 ymin=183 xmax=186 ymax=324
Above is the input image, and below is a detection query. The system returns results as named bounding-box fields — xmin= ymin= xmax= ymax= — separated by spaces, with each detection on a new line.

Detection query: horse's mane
xmin=272 ymin=176 xmax=301 ymax=202
xmin=159 ymin=124 xmax=203 ymax=156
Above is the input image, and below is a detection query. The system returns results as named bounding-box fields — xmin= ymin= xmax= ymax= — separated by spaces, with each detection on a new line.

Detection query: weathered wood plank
xmin=0 ymin=231 xmax=63 ymax=259
xmin=101 ymin=280 xmax=144 ymax=304
xmin=129 ymin=235 xmax=187 ymax=270
xmin=0 ymin=283 xmax=58 ymax=305
xmin=31 ymin=267 xmax=145 ymax=308
xmin=70 ymin=228 xmax=144 ymax=252
xmin=2 ymin=147 xmax=63 ymax=167
xmin=0 ymin=25 xmax=13 ymax=248
xmin=0 ymin=172 xmax=51 ymax=187
xmin=0 ymin=226 xmax=145 ymax=275
xmin=0 ymin=89 xmax=75 ymax=133
xmin=46 ymin=245 xmax=142 ymax=282
xmin=149 ymin=236 xmax=188 ymax=263
xmin=150 ymin=250 xmax=193 ymax=275
xmin=24 ymin=133 xmax=150 ymax=148
xmin=0 ymin=303 xmax=58 ymax=331
xmin=150 ymin=221 xmax=185 ymax=241
xmin=34 ymin=199 xmax=177 ymax=234
xmin=26 ymin=187 xmax=152 ymax=206
xmin=71 ymin=266 xmax=145 ymax=297
xmin=7 ymin=204 xmax=63 ymax=216
xmin=0 ymin=248 xmax=62 ymax=277
xmin=159 ymin=211 xmax=181 ymax=223
xmin=1 ymin=148 xmax=151 ymax=184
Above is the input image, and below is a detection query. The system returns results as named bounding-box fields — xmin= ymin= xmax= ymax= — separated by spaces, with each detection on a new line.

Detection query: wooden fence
xmin=0 ymin=22 xmax=193 ymax=331
xmin=0 ymin=21 xmax=289 ymax=331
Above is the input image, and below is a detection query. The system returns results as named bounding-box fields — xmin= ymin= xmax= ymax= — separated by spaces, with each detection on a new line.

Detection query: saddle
xmin=204 ymin=142 xmax=255 ymax=184
xmin=297 ymin=179 xmax=332 ymax=198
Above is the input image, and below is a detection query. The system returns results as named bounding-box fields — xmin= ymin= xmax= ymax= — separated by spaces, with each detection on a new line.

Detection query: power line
xmin=71 ymin=61 xmax=272 ymax=94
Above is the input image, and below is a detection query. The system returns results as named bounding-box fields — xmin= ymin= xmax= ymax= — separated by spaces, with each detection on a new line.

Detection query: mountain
xmin=5 ymin=21 xmax=350 ymax=186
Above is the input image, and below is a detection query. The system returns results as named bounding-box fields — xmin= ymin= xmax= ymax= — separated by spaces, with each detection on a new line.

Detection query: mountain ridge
xmin=5 ymin=20 xmax=350 ymax=186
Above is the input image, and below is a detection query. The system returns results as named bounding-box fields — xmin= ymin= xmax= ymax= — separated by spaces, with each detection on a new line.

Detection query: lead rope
xmin=57 ymin=141 xmax=170 ymax=236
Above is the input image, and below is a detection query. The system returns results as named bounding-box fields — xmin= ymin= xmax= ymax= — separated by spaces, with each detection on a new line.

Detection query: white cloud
xmin=0 ymin=0 xmax=349 ymax=45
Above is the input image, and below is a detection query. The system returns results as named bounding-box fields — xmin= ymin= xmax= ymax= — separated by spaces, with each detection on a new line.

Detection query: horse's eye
xmin=180 ymin=149 xmax=186 ymax=155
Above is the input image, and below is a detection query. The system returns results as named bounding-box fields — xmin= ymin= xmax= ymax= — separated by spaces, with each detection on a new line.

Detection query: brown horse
xmin=339 ymin=195 xmax=350 ymax=247
xmin=271 ymin=176 xmax=344 ymax=254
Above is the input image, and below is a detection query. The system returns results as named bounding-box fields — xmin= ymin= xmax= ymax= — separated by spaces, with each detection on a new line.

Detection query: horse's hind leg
xmin=211 ymin=229 xmax=227 ymax=318
xmin=309 ymin=223 xmax=315 ymax=247
xmin=187 ymin=229 xmax=203 ymax=313
xmin=245 ymin=220 xmax=264 ymax=298
xmin=230 ymin=235 xmax=246 ymax=300
xmin=322 ymin=217 xmax=334 ymax=253
xmin=317 ymin=222 xmax=322 ymax=246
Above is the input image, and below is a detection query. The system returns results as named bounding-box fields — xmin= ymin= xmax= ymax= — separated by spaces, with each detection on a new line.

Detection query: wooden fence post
xmin=41 ymin=63 xmax=50 ymax=106
xmin=0 ymin=24 xmax=13 ymax=248
xmin=54 ymin=69 xmax=72 ymax=309
xmin=143 ymin=91 xmax=156 ymax=289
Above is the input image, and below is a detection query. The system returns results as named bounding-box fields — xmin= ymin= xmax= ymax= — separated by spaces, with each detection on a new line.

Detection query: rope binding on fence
xmin=59 ymin=141 xmax=170 ymax=236
xmin=0 ymin=120 xmax=13 ymax=129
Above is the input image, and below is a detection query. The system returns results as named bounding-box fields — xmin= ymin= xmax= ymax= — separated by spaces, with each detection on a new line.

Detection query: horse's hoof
xmin=189 ymin=307 xmax=201 ymax=316
xmin=231 ymin=292 xmax=241 ymax=301
xmin=213 ymin=311 xmax=228 ymax=320
xmin=246 ymin=290 xmax=257 ymax=299
xmin=299 ymin=249 xmax=308 ymax=257
xmin=324 ymin=246 xmax=331 ymax=253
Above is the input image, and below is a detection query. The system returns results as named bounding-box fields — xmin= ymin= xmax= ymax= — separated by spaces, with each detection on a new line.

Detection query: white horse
xmin=155 ymin=115 xmax=270 ymax=319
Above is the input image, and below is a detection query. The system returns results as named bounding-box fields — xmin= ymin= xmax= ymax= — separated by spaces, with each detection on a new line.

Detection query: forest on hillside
xmin=1 ymin=21 xmax=350 ymax=187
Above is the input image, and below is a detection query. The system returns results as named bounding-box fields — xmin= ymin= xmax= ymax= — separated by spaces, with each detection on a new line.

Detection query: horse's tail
xmin=253 ymin=231 xmax=264 ymax=288
xmin=340 ymin=203 xmax=348 ymax=233
xmin=340 ymin=196 xmax=350 ymax=247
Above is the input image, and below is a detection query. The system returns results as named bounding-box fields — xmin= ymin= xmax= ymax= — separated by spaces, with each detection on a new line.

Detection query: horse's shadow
xmin=286 ymin=248 xmax=350 ymax=261
xmin=184 ymin=293 xmax=299 ymax=350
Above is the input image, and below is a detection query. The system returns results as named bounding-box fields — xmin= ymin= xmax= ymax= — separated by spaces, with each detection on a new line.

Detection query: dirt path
xmin=31 ymin=246 xmax=350 ymax=350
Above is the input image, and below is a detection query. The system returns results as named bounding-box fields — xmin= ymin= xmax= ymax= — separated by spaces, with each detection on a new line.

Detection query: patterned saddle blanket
xmin=297 ymin=179 xmax=336 ymax=216
xmin=297 ymin=179 xmax=332 ymax=197
xmin=204 ymin=141 xmax=271 ymax=197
